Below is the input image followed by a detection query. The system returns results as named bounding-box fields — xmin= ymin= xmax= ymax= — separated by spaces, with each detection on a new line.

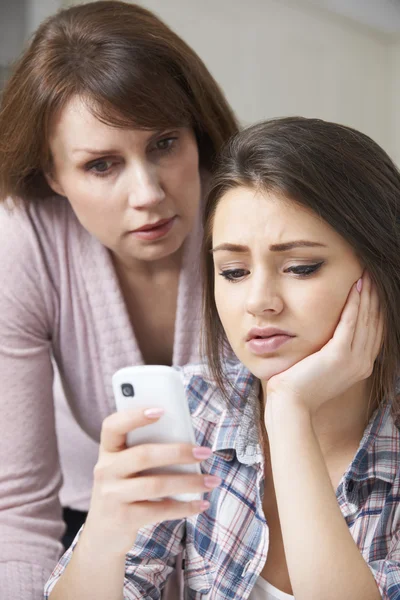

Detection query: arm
xmin=45 ymin=406 xmax=213 ymax=599
xmin=265 ymin=273 xmax=386 ymax=599
xmin=0 ymin=206 xmax=64 ymax=598
xmin=267 ymin=404 xmax=381 ymax=600
xmin=45 ymin=525 xmax=126 ymax=600
xmin=45 ymin=519 xmax=185 ymax=600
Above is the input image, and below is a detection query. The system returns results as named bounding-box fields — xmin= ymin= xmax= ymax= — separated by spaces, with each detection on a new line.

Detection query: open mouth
xmin=133 ymin=217 xmax=174 ymax=232
xmin=246 ymin=332 xmax=294 ymax=355
xmin=130 ymin=217 xmax=176 ymax=240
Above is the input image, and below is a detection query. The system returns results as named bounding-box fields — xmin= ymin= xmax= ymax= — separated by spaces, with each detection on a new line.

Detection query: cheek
xmin=183 ymin=149 xmax=200 ymax=182
xmin=63 ymin=183 xmax=119 ymax=244
xmin=63 ymin=172 xmax=113 ymax=211
xmin=294 ymin=283 xmax=350 ymax=350
xmin=214 ymin=280 xmax=242 ymax=337
xmin=68 ymin=194 xmax=105 ymax=226
xmin=178 ymin=142 xmax=200 ymax=185
xmin=172 ymin=164 xmax=201 ymax=217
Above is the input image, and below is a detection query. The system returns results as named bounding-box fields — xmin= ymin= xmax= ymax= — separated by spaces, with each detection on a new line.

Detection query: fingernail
xmin=193 ymin=447 xmax=212 ymax=460
xmin=199 ymin=500 xmax=210 ymax=511
xmin=356 ymin=278 xmax=363 ymax=293
xmin=204 ymin=476 xmax=222 ymax=489
xmin=143 ymin=408 xmax=165 ymax=418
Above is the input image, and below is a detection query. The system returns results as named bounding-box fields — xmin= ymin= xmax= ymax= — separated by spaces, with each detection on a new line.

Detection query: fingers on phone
xmin=100 ymin=408 xmax=166 ymax=452
xmin=143 ymin=407 xmax=165 ymax=419
xmin=113 ymin=443 xmax=209 ymax=478
xmin=116 ymin=473 xmax=222 ymax=503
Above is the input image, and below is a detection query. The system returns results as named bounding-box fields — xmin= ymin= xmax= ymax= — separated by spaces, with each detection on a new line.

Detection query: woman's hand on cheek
xmin=265 ymin=271 xmax=383 ymax=420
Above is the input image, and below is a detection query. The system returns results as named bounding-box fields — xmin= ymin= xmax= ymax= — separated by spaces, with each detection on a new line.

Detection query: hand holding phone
xmin=112 ymin=365 xmax=202 ymax=502
xmin=83 ymin=365 xmax=220 ymax=557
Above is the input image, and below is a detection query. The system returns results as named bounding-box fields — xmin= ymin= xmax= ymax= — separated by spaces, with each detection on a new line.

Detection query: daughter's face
xmin=212 ymin=187 xmax=363 ymax=382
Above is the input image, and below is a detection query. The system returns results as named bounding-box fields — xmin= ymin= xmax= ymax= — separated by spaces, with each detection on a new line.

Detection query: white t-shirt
xmin=249 ymin=577 xmax=295 ymax=600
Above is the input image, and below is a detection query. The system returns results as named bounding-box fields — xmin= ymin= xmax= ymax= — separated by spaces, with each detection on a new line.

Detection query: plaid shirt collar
xmin=188 ymin=363 xmax=263 ymax=465
xmin=188 ymin=364 xmax=400 ymax=508
xmin=337 ymin=399 xmax=400 ymax=518
xmin=348 ymin=401 xmax=400 ymax=485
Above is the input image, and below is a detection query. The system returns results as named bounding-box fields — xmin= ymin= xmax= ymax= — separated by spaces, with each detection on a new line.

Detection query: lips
xmin=132 ymin=217 xmax=174 ymax=233
xmin=246 ymin=327 xmax=295 ymax=355
xmin=246 ymin=327 xmax=294 ymax=342
xmin=129 ymin=216 xmax=177 ymax=241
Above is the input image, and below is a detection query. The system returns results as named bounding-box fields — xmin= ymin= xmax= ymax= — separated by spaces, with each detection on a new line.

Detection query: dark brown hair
xmin=0 ymin=0 xmax=238 ymax=201
xmin=203 ymin=117 xmax=400 ymax=417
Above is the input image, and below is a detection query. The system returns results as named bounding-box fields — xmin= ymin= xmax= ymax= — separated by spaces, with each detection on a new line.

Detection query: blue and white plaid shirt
xmin=45 ymin=361 xmax=400 ymax=599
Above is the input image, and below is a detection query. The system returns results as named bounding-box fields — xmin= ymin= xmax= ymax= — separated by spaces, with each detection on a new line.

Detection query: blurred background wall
xmin=1 ymin=0 xmax=400 ymax=163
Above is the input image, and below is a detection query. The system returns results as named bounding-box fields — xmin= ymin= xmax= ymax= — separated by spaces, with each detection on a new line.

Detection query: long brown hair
xmin=203 ymin=117 xmax=400 ymax=417
xmin=0 ymin=0 xmax=238 ymax=201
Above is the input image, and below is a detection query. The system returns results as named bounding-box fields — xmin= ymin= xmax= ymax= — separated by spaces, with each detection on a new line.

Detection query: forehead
xmin=51 ymin=96 xmax=112 ymax=136
xmin=48 ymin=96 xmax=150 ymax=157
xmin=212 ymin=186 xmax=340 ymax=248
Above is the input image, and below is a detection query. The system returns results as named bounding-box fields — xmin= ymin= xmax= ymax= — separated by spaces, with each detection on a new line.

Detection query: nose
xmin=245 ymin=272 xmax=284 ymax=316
xmin=127 ymin=162 xmax=166 ymax=209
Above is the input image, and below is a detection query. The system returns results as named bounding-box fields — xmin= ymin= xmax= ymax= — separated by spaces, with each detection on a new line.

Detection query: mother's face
xmin=212 ymin=186 xmax=363 ymax=382
xmin=46 ymin=96 xmax=201 ymax=266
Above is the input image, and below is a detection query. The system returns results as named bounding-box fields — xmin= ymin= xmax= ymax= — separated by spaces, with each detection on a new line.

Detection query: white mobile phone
xmin=112 ymin=365 xmax=202 ymax=503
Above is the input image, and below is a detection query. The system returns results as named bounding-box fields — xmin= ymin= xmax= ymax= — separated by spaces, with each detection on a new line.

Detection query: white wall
xmin=390 ymin=40 xmax=400 ymax=164
xmin=64 ymin=0 xmax=393 ymax=156
xmin=26 ymin=0 xmax=63 ymax=37
xmin=0 ymin=1 xmax=27 ymax=65
xmin=62 ymin=0 xmax=400 ymax=161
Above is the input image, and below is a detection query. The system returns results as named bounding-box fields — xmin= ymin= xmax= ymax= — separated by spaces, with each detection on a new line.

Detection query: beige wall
xmin=63 ymin=0 xmax=398 ymax=160
xmin=390 ymin=40 xmax=400 ymax=164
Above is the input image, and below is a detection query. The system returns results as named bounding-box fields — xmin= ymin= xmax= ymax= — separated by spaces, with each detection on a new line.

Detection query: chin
xmin=133 ymin=237 xmax=185 ymax=262
xmin=242 ymin=355 xmax=299 ymax=382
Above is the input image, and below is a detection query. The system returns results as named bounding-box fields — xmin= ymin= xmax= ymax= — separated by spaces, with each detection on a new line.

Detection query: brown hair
xmin=0 ymin=0 xmax=238 ymax=201
xmin=203 ymin=117 xmax=400 ymax=417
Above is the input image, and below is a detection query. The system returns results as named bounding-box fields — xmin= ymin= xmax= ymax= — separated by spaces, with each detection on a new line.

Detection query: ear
xmin=44 ymin=171 xmax=66 ymax=197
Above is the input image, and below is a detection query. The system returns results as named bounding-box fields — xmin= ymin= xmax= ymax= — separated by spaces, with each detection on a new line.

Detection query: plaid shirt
xmin=45 ymin=361 xmax=400 ymax=599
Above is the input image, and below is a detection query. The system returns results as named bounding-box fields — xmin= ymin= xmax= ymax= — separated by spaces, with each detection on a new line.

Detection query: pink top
xmin=0 ymin=196 xmax=202 ymax=599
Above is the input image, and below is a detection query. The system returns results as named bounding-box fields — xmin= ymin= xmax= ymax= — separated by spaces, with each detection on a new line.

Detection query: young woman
xmin=45 ymin=117 xmax=400 ymax=600
xmin=0 ymin=1 xmax=237 ymax=598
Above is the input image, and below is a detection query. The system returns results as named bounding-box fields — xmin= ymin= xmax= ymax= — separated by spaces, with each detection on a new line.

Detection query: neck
xmin=111 ymin=245 xmax=184 ymax=285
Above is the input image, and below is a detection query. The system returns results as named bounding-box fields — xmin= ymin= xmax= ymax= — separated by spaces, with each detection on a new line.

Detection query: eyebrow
xmin=71 ymin=148 xmax=118 ymax=156
xmin=71 ymin=129 xmax=172 ymax=156
xmin=211 ymin=240 xmax=328 ymax=253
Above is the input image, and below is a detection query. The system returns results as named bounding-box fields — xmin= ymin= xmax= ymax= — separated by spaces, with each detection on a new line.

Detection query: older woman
xmin=0 ymin=2 xmax=237 ymax=598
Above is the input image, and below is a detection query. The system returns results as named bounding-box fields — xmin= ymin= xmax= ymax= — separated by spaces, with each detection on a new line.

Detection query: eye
xmin=151 ymin=135 xmax=179 ymax=154
xmin=285 ymin=262 xmax=324 ymax=277
xmin=85 ymin=159 xmax=116 ymax=177
xmin=219 ymin=268 xmax=250 ymax=282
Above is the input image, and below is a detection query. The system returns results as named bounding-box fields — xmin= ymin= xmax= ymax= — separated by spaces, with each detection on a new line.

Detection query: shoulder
xmin=0 ymin=197 xmax=88 ymax=321
xmin=0 ymin=196 xmax=81 ymax=252
xmin=0 ymin=199 xmax=72 ymax=331
xmin=0 ymin=197 xmax=92 ymax=285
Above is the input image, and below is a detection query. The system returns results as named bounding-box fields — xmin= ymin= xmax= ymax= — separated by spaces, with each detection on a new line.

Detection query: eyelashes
xmin=83 ymin=135 xmax=180 ymax=179
xmin=219 ymin=261 xmax=324 ymax=283
xmin=219 ymin=268 xmax=249 ymax=282
xmin=153 ymin=137 xmax=178 ymax=153
xmin=286 ymin=261 xmax=324 ymax=276
xmin=86 ymin=159 xmax=116 ymax=177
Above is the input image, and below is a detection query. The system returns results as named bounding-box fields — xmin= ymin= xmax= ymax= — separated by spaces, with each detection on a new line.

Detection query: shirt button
xmin=241 ymin=560 xmax=252 ymax=577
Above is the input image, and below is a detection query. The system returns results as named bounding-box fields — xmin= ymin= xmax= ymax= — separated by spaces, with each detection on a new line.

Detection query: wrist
xmin=265 ymin=393 xmax=312 ymax=435
xmin=80 ymin=514 xmax=137 ymax=559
